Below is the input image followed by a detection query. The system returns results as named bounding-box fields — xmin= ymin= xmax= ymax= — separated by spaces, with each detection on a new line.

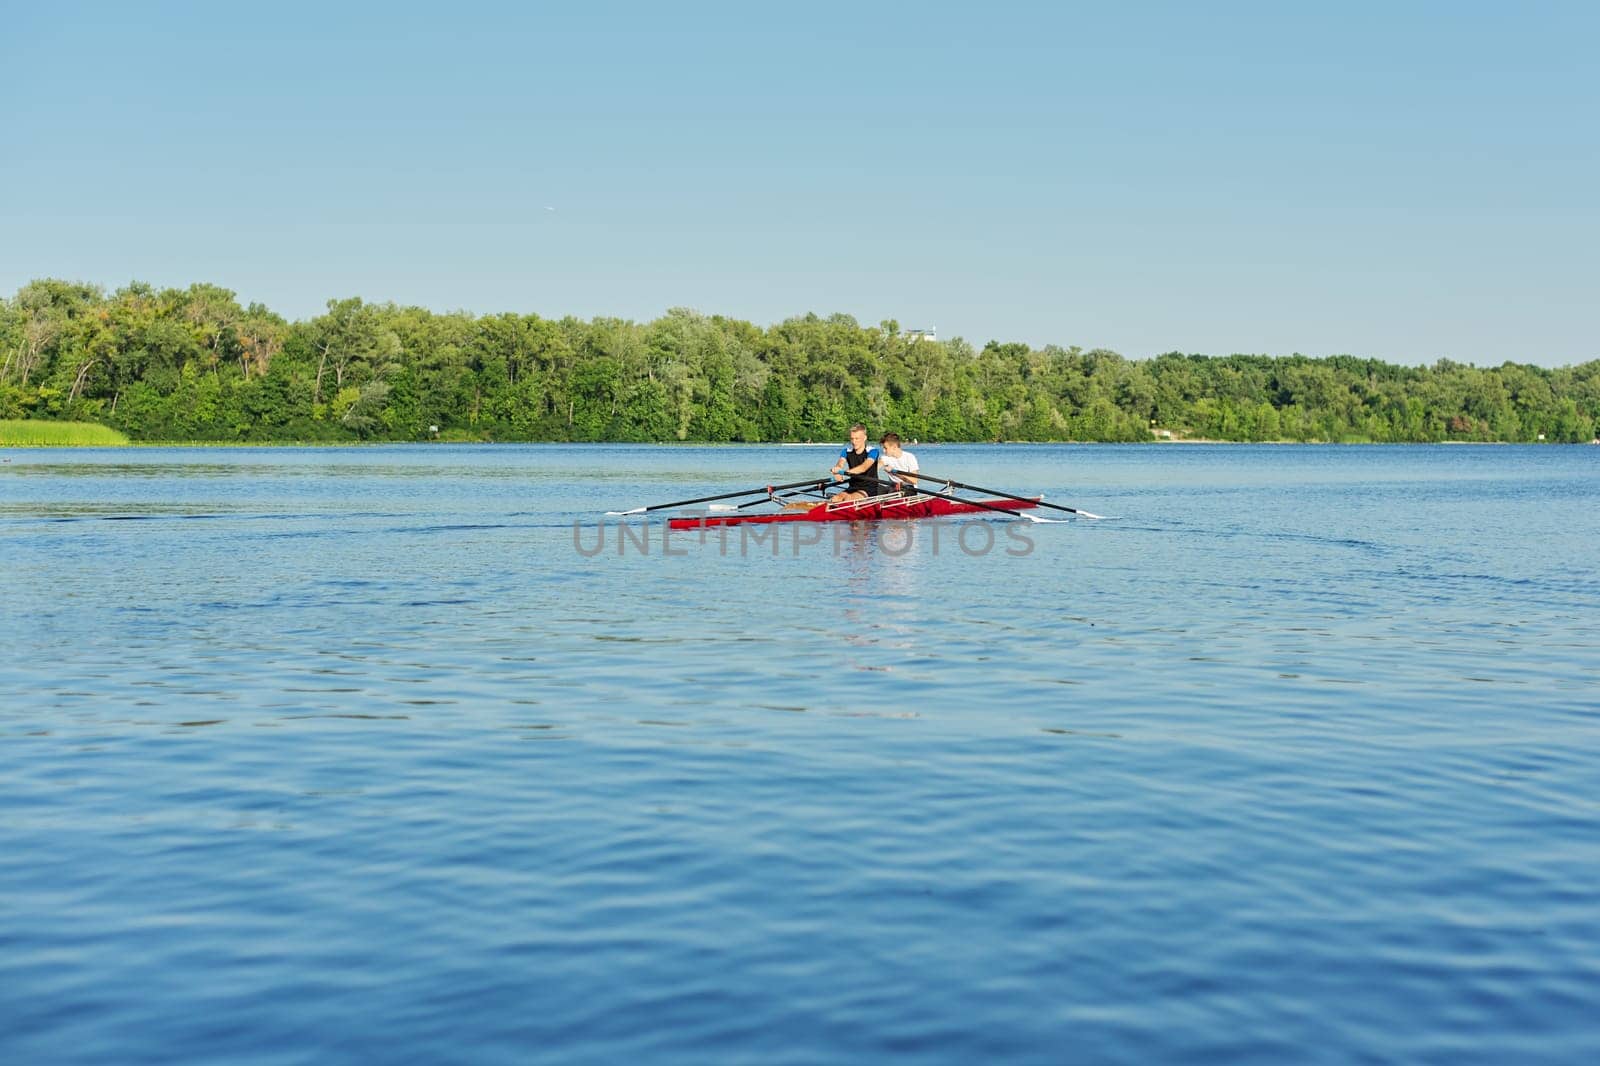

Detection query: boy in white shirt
xmin=878 ymin=432 xmax=919 ymax=495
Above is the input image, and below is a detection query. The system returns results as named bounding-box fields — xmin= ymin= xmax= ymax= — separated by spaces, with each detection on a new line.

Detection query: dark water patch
xmin=389 ymin=522 xmax=530 ymax=533
xmin=278 ymin=714 xmax=412 ymax=721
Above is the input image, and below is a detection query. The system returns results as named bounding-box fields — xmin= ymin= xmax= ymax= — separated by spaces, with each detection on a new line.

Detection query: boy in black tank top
xmin=830 ymin=423 xmax=880 ymax=503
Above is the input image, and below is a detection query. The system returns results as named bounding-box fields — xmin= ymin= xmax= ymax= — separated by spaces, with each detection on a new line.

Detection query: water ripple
xmin=3 ymin=444 xmax=1598 ymax=1064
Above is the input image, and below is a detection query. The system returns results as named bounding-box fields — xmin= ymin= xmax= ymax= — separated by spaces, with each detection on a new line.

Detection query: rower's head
xmin=879 ymin=431 xmax=902 ymax=457
xmin=848 ymin=423 xmax=868 ymax=449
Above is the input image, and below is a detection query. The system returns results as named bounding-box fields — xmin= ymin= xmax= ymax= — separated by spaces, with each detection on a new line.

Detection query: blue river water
xmin=2 ymin=443 xmax=1597 ymax=1064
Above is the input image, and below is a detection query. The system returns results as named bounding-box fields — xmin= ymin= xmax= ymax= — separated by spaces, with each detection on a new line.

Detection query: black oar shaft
xmin=914 ymin=470 xmax=1095 ymax=517
xmin=612 ymin=476 xmax=830 ymax=515
xmin=737 ymin=484 xmax=831 ymax=509
xmin=873 ymin=479 xmax=1036 ymax=519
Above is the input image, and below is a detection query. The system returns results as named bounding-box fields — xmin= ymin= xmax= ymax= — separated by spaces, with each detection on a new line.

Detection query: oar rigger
xmin=605 ymin=469 xmax=1106 ymax=527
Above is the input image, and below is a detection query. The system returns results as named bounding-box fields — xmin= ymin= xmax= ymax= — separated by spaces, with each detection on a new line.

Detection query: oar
xmin=606 ymin=477 xmax=831 ymax=516
xmin=911 ymin=471 xmax=1105 ymax=520
xmin=736 ymin=483 xmax=830 ymax=509
xmin=872 ymin=479 xmax=1055 ymax=523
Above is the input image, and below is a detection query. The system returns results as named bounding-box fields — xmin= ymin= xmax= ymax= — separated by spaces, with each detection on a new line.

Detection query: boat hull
xmin=666 ymin=495 xmax=1038 ymax=529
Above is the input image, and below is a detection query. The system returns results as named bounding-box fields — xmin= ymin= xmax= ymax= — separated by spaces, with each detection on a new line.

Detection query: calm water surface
xmin=2 ymin=444 xmax=1597 ymax=1064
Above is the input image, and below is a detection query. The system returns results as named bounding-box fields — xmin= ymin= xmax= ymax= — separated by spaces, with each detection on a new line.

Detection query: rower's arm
xmin=885 ymin=458 xmax=917 ymax=486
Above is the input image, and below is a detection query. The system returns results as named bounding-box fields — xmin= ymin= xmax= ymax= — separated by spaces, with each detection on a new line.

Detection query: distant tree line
xmin=2 ymin=279 xmax=1596 ymax=443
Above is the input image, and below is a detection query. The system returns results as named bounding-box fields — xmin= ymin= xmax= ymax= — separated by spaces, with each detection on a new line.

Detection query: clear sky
xmin=3 ymin=1 xmax=1595 ymax=366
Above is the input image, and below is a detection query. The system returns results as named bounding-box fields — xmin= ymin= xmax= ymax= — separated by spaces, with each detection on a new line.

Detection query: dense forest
xmin=3 ymin=279 xmax=1597 ymax=444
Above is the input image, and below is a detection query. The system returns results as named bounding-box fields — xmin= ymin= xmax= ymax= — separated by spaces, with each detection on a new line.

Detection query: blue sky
xmin=3 ymin=1 xmax=1595 ymax=366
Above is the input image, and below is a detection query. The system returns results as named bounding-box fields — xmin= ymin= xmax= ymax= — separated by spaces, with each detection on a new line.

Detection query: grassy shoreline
xmin=0 ymin=420 xmax=130 ymax=446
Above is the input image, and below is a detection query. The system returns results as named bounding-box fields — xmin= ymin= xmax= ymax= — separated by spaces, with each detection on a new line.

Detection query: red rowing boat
xmin=667 ymin=493 xmax=1039 ymax=529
